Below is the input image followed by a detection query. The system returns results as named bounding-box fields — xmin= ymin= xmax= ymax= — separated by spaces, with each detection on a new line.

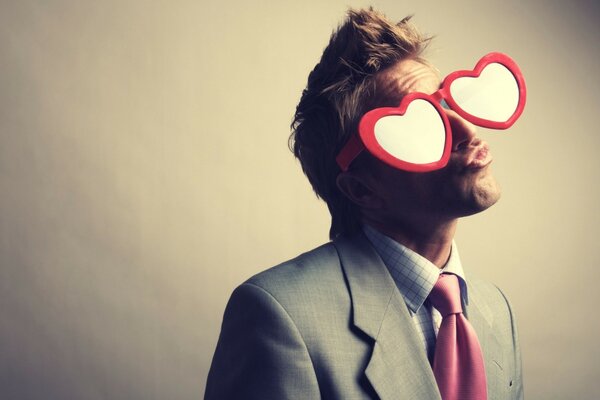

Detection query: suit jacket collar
xmin=333 ymin=233 xmax=505 ymax=400
xmin=334 ymin=233 xmax=441 ymax=400
xmin=465 ymin=281 xmax=505 ymax=400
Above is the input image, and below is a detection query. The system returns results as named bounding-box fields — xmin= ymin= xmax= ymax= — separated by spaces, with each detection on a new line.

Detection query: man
xmin=206 ymin=8 xmax=523 ymax=400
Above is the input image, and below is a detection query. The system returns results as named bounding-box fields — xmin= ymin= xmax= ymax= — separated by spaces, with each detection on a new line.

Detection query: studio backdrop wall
xmin=1 ymin=1 xmax=599 ymax=399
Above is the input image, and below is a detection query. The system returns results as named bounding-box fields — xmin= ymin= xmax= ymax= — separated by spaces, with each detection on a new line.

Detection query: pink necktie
xmin=429 ymin=273 xmax=487 ymax=400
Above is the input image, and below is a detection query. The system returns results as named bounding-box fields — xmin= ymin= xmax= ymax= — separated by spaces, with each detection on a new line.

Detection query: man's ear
xmin=336 ymin=171 xmax=383 ymax=210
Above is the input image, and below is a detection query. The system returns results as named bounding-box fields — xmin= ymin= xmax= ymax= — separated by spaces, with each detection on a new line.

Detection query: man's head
xmin=290 ymin=8 xmax=500 ymax=239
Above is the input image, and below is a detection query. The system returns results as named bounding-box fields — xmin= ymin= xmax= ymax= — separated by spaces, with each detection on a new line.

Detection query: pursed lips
xmin=455 ymin=142 xmax=493 ymax=171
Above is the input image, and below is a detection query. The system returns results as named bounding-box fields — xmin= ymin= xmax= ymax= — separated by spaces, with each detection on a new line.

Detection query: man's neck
xmin=365 ymin=218 xmax=457 ymax=268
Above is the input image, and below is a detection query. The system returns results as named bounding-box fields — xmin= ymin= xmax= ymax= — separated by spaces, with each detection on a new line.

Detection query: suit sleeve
xmin=205 ymin=282 xmax=321 ymax=400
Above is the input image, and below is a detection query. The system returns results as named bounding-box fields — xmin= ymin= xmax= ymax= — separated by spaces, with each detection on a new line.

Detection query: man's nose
xmin=446 ymin=109 xmax=479 ymax=151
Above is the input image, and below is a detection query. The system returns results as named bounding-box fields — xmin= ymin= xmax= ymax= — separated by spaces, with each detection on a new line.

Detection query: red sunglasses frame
xmin=336 ymin=52 xmax=527 ymax=172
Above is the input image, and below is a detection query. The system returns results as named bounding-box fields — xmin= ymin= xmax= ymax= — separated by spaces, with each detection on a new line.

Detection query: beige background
xmin=1 ymin=0 xmax=599 ymax=399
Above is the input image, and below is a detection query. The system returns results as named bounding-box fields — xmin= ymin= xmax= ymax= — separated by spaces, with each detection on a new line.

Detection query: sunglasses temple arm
xmin=336 ymin=134 xmax=365 ymax=172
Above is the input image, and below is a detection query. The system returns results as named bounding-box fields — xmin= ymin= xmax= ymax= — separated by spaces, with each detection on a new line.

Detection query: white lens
xmin=450 ymin=63 xmax=519 ymax=123
xmin=374 ymin=99 xmax=446 ymax=164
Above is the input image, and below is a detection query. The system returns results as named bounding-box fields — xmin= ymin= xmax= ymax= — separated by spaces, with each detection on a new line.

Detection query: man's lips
xmin=460 ymin=142 xmax=493 ymax=170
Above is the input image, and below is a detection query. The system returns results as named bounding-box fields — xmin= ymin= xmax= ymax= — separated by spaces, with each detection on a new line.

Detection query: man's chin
xmin=461 ymin=177 xmax=502 ymax=217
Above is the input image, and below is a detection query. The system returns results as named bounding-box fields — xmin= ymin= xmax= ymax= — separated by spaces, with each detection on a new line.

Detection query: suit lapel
xmin=465 ymin=281 xmax=505 ymax=400
xmin=334 ymin=234 xmax=440 ymax=400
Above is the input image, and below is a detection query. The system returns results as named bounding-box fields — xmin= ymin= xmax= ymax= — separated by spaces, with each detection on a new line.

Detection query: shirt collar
xmin=363 ymin=225 xmax=469 ymax=314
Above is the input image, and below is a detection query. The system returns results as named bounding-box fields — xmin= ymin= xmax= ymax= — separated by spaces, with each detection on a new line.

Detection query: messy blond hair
xmin=290 ymin=8 xmax=431 ymax=238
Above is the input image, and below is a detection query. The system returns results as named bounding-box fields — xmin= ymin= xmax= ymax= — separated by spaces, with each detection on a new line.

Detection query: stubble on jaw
xmin=450 ymin=167 xmax=502 ymax=218
xmin=475 ymin=172 xmax=501 ymax=207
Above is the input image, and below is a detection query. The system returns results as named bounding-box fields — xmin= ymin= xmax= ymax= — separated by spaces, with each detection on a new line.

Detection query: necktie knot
xmin=429 ymin=273 xmax=462 ymax=317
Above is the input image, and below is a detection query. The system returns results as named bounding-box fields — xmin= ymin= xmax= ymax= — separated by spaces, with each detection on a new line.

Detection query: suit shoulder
xmin=241 ymin=241 xmax=349 ymax=314
xmin=247 ymin=241 xmax=342 ymax=290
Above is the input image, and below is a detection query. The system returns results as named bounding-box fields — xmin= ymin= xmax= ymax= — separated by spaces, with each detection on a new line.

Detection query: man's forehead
xmin=376 ymin=58 xmax=441 ymax=103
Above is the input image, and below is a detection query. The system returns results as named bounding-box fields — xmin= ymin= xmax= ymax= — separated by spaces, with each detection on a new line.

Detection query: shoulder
xmin=221 ymin=237 xmax=372 ymax=350
xmin=250 ymin=241 xmax=341 ymax=282
xmin=243 ymin=241 xmax=348 ymax=306
xmin=205 ymin=247 xmax=333 ymax=399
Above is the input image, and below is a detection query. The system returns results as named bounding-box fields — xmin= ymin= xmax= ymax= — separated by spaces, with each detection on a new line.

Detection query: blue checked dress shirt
xmin=363 ymin=225 xmax=469 ymax=361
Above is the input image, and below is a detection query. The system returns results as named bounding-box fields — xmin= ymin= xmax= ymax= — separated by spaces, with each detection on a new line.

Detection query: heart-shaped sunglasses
xmin=336 ymin=52 xmax=526 ymax=172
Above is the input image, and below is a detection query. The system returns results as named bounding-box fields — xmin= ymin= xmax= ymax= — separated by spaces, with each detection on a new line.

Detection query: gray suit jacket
xmin=205 ymin=234 xmax=523 ymax=399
